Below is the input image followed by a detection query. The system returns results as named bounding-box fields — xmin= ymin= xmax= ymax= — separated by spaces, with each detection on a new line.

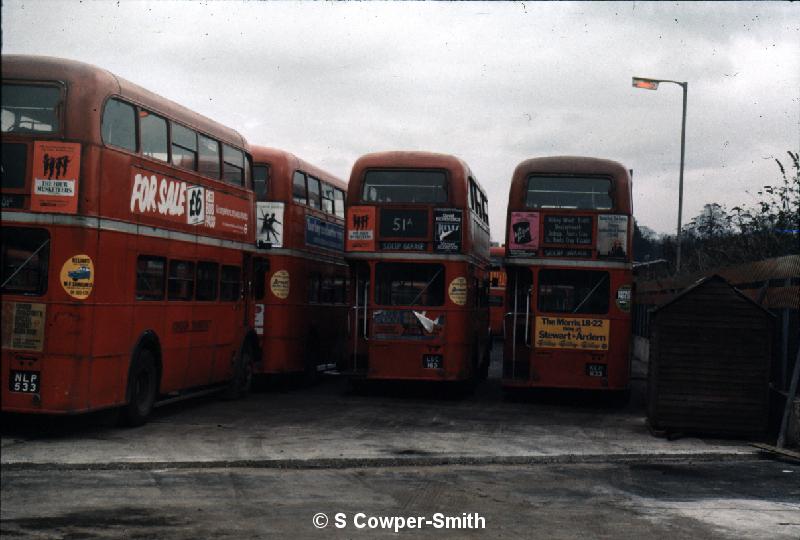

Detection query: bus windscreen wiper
xmin=571 ymin=273 xmax=608 ymax=314
xmin=1 ymin=239 xmax=49 ymax=289
xmin=408 ymin=268 xmax=443 ymax=308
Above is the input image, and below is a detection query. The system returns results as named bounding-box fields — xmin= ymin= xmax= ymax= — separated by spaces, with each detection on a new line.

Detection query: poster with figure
xmin=508 ymin=211 xmax=539 ymax=255
xmin=346 ymin=206 xmax=376 ymax=251
xmin=597 ymin=214 xmax=628 ymax=259
xmin=434 ymin=208 xmax=462 ymax=253
xmin=30 ymin=141 xmax=81 ymax=214
xmin=257 ymin=201 xmax=284 ymax=248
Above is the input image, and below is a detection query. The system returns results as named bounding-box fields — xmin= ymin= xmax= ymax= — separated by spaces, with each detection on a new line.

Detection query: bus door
xmin=350 ymin=262 xmax=370 ymax=373
xmin=241 ymin=252 xmax=252 ymax=327
xmin=252 ymin=257 xmax=269 ymax=370
xmin=504 ymin=267 xmax=532 ymax=381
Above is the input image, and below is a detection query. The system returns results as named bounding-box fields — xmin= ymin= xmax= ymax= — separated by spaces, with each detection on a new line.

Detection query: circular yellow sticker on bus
xmin=270 ymin=270 xmax=290 ymax=299
xmin=448 ymin=277 xmax=468 ymax=306
xmin=60 ymin=254 xmax=94 ymax=300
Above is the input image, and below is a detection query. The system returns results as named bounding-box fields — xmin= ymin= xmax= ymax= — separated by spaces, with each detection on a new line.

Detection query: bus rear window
xmin=537 ymin=269 xmax=609 ymax=314
xmin=1 ymin=227 xmax=50 ymax=296
xmin=375 ymin=263 xmax=444 ymax=306
xmin=362 ymin=170 xmax=448 ymax=203
xmin=526 ymin=176 xmax=612 ymax=210
xmin=1 ymin=84 xmax=61 ymax=134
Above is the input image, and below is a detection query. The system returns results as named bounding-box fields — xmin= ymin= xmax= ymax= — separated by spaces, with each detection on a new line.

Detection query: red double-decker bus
xmin=489 ymin=246 xmax=507 ymax=338
xmin=2 ymin=56 xmax=257 ymax=424
xmin=249 ymin=146 xmax=348 ymax=378
xmin=503 ymin=156 xmax=633 ymax=396
xmin=343 ymin=151 xmax=491 ymax=384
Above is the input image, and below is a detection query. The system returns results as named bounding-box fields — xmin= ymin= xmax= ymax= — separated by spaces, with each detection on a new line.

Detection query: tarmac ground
xmin=2 ymin=342 xmax=798 ymax=539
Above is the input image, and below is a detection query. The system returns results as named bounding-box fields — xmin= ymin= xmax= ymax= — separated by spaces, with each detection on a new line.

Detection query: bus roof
xmin=508 ymin=156 xmax=632 ymax=213
xmin=2 ymin=55 xmax=247 ymax=149
xmin=347 ymin=150 xmax=480 ymax=203
xmin=249 ymin=145 xmax=347 ymax=191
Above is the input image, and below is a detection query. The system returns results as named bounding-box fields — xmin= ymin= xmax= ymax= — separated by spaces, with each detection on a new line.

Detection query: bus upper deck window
xmin=333 ymin=188 xmax=345 ymax=219
xmin=253 ymin=164 xmax=269 ymax=202
xmin=321 ymin=182 xmax=335 ymax=214
xmin=171 ymin=123 xmax=198 ymax=170
xmin=292 ymin=171 xmax=307 ymax=205
xmin=2 ymin=84 xmax=61 ymax=134
xmin=362 ymin=170 xmax=448 ymax=203
xmin=140 ymin=110 xmax=168 ymax=162
xmin=223 ymin=145 xmax=245 ymax=186
xmin=526 ymin=176 xmax=612 ymax=210
xmin=307 ymin=176 xmax=322 ymax=209
xmin=198 ymin=134 xmax=220 ymax=179
xmin=102 ymin=98 xmax=136 ymax=152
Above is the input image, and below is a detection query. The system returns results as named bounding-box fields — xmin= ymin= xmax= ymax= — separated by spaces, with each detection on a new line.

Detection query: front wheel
xmin=121 ymin=349 xmax=158 ymax=427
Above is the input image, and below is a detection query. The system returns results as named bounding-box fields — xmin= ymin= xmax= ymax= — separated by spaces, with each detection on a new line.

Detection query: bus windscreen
xmin=537 ymin=269 xmax=609 ymax=314
xmin=525 ymin=176 xmax=612 ymax=210
xmin=375 ymin=262 xmax=445 ymax=306
xmin=362 ymin=170 xmax=448 ymax=203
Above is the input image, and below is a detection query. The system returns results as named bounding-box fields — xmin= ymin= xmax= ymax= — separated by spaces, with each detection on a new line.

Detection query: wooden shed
xmin=647 ymin=274 xmax=774 ymax=438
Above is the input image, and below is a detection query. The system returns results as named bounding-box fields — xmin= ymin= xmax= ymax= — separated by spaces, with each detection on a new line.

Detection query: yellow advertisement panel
xmin=2 ymin=302 xmax=46 ymax=352
xmin=535 ymin=316 xmax=610 ymax=351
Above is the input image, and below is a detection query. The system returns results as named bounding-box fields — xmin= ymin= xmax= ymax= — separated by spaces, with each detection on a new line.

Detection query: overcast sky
xmin=3 ymin=1 xmax=798 ymax=239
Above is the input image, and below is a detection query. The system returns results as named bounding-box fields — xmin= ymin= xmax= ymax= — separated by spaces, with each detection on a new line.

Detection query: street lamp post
xmin=632 ymin=76 xmax=688 ymax=272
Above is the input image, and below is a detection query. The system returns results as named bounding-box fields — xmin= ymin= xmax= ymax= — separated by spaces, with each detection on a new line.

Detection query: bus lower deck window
xmin=537 ymin=269 xmax=609 ymax=314
xmin=196 ymin=262 xmax=219 ymax=301
xmin=220 ymin=266 xmax=241 ymax=301
xmin=1 ymin=227 xmax=50 ymax=296
xmin=375 ymin=263 xmax=445 ymax=306
xmin=136 ymin=256 xmax=166 ymax=300
xmin=168 ymin=260 xmax=195 ymax=301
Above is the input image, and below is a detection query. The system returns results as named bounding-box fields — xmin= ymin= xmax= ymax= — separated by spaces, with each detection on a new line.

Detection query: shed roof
xmin=652 ymin=274 xmax=775 ymax=319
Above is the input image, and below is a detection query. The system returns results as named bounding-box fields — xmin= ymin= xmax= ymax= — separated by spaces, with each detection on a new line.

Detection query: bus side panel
xmin=208 ymin=300 xmax=237 ymax=385
xmin=506 ymin=267 xmax=632 ymax=391
xmin=257 ymin=254 xmax=303 ymax=374
xmin=88 ymin=229 xmax=135 ymax=409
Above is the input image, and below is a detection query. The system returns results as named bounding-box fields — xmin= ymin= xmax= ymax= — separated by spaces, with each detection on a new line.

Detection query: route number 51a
xmin=393 ymin=217 xmax=413 ymax=232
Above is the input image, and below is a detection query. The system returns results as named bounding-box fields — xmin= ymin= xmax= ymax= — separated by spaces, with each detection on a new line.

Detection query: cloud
xmin=3 ymin=0 xmax=798 ymax=238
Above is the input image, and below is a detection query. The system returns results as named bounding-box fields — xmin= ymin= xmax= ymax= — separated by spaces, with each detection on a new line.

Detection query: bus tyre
xmin=224 ymin=343 xmax=254 ymax=400
xmin=122 ymin=349 xmax=158 ymax=427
